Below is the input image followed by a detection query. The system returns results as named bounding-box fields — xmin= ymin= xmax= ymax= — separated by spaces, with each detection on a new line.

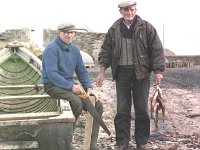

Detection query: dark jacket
xmin=98 ymin=15 xmax=165 ymax=80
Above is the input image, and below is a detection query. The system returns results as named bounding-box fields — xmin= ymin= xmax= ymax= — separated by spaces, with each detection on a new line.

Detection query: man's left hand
xmin=154 ymin=73 xmax=163 ymax=85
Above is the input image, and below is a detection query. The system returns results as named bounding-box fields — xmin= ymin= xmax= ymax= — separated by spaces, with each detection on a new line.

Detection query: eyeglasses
xmin=61 ymin=30 xmax=75 ymax=34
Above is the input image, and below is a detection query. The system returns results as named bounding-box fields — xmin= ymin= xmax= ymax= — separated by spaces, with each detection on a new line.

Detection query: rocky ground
xmin=73 ymin=66 xmax=200 ymax=150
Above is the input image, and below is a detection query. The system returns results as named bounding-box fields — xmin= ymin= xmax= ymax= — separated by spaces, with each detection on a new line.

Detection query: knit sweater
xmin=42 ymin=36 xmax=92 ymax=91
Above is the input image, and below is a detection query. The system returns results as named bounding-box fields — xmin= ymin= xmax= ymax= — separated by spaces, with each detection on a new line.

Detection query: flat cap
xmin=118 ymin=0 xmax=137 ymax=8
xmin=57 ymin=23 xmax=75 ymax=31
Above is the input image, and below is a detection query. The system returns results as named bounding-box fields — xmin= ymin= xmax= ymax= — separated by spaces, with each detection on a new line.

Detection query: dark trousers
xmin=44 ymin=83 xmax=103 ymax=119
xmin=115 ymin=68 xmax=150 ymax=146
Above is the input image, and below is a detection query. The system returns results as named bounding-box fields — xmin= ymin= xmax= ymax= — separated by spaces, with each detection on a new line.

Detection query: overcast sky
xmin=0 ymin=0 xmax=200 ymax=55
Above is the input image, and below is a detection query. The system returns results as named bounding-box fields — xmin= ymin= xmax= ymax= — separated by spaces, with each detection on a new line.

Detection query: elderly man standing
xmin=96 ymin=0 xmax=165 ymax=150
xmin=42 ymin=23 xmax=103 ymax=150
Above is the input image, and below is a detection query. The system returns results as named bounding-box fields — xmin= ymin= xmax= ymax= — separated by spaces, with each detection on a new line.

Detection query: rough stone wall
xmin=74 ymin=32 xmax=105 ymax=63
xmin=166 ymin=56 xmax=200 ymax=66
xmin=0 ymin=28 xmax=31 ymax=43
xmin=43 ymin=29 xmax=58 ymax=46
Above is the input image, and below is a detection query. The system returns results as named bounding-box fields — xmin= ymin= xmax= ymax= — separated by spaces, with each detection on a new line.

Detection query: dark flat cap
xmin=57 ymin=23 xmax=75 ymax=31
xmin=118 ymin=0 xmax=137 ymax=8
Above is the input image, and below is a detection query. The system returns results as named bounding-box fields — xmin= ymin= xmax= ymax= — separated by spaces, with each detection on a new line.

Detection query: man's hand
xmin=95 ymin=67 xmax=106 ymax=87
xmin=154 ymin=73 xmax=163 ymax=85
xmin=72 ymin=84 xmax=82 ymax=95
xmin=95 ymin=73 xmax=104 ymax=87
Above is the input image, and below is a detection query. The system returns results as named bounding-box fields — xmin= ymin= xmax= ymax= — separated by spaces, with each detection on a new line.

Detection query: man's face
xmin=119 ymin=5 xmax=136 ymax=23
xmin=59 ymin=30 xmax=75 ymax=44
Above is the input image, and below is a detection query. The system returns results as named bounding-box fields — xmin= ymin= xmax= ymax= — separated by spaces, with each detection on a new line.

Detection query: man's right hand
xmin=95 ymin=73 xmax=104 ymax=87
xmin=72 ymin=84 xmax=82 ymax=95
xmin=95 ymin=67 xmax=106 ymax=87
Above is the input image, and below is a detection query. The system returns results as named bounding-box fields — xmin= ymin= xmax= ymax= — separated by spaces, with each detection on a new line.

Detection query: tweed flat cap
xmin=57 ymin=23 xmax=75 ymax=31
xmin=118 ymin=0 xmax=137 ymax=8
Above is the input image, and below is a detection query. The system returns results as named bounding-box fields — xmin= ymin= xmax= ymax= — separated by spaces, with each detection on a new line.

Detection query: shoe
xmin=136 ymin=144 xmax=146 ymax=150
xmin=116 ymin=145 xmax=129 ymax=150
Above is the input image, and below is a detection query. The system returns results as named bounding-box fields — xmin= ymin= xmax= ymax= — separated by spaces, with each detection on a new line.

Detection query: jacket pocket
xmin=139 ymin=55 xmax=150 ymax=72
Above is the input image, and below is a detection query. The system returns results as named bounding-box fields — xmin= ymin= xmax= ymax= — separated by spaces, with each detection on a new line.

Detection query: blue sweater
xmin=42 ymin=36 xmax=92 ymax=91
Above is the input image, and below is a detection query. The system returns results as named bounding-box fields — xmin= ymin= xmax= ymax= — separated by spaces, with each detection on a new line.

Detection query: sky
xmin=0 ymin=0 xmax=200 ymax=55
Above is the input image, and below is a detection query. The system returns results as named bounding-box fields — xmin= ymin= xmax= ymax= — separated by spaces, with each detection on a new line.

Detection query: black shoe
xmin=136 ymin=144 xmax=146 ymax=150
xmin=116 ymin=145 xmax=130 ymax=150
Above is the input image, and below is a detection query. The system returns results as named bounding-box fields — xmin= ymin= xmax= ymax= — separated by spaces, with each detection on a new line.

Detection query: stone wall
xmin=166 ymin=56 xmax=200 ymax=66
xmin=0 ymin=28 xmax=31 ymax=42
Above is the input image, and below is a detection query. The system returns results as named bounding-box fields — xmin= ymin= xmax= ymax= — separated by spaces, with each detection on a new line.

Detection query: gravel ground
xmin=73 ymin=66 xmax=200 ymax=150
